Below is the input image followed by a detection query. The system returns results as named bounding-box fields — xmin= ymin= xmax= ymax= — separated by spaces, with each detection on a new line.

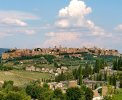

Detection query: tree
xmin=109 ymin=74 xmax=117 ymax=87
xmin=3 ymin=91 xmax=31 ymax=100
xmin=113 ymin=59 xmax=118 ymax=70
xmin=84 ymin=64 xmax=93 ymax=78
xmin=113 ymin=57 xmax=122 ymax=71
xmin=26 ymin=83 xmax=42 ymax=99
xmin=104 ymin=71 xmax=107 ymax=81
xmin=26 ymin=80 xmax=54 ymax=100
xmin=96 ymin=73 xmax=102 ymax=81
xmin=120 ymin=79 xmax=122 ymax=88
xmin=72 ymin=68 xmax=78 ymax=80
xmin=54 ymin=62 xmax=59 ymax=68
xmin=53 ymin=88 xmax=64 ymax=100
xmin=43 ymin=55 xmax=56 ymax=64
xmin=109 ymin=76 xmax=112 ymax=85
xmin=66 ymin=87 xmax=82 ymax=100
xmin=0 ymin=91 xmax=5 ymax=100
xmin=2 ymin=80 xmax=14 ymax=92
xmin=43 ymin=83 xmax=49 ymax=89
xmin=94 ymin=59 xmax=101 ymax=73
xmin=55 ymin=72 xmax=66 ymax=82
xmin=0 ymin=64 xmax=13 ymax=71
xmin=78 ymin=65 xmax=83 ymax=85
xmin=38 ymin=89 xmax=53 ymax=100
xmin=2 ymin=80 xmax=14 ymax=88
xmin=99 ymin=72 xmax=102 ymax=81
xmin=112 ymin=74 xmax=116 ymax=88
xmin=85 ymin=87 xmax=93 ymax=100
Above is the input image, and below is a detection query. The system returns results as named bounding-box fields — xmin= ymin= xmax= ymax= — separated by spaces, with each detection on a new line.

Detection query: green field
xmin=113 ymin=89 xmax=122 ymax=100
xmin=0 ymin=70 xmax=53 ymax=86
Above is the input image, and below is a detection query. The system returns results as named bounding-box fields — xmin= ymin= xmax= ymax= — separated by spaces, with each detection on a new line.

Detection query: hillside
xmin=0 ymin=70 xmax=53 ymax=86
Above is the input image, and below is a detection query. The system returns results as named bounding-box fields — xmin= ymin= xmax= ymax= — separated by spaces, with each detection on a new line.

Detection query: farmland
xmin=0 ymin=70 xmax=53 ymax=86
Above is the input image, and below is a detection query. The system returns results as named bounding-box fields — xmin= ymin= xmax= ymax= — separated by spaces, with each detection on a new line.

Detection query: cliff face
xmin=1 ymin=47 xmax=121 ymax=60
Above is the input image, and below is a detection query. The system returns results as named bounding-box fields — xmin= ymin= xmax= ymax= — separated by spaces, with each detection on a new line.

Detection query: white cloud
xmin=0 ymin=10 xmax=39 ymax=27
xmin=0 ymin=10 xmax=39 ymax=20
xmin=115 ymin=24 xmax=122 ymax=32
xmin=1 ymin=18 xmax=27 ymax=26
xmin=43 ymin=0 xmax=112 ymax=48
xmin=59 ymin=0 xmax=91 ymax=18
xmin=56 ymin=0 xmax=91 ymax=28
xmin=0 ymin=27 xmax=36 ymax=37
xmin=24 ymin=30 xmax=36 ymax=35
xmin=85 ymin=20 xmax=106 ymax=36
xmin=44 ymin=32 xmax=79 ymax=47
xmin=43 ymin=0 xmax=111 ymax=47
xmin=55 ymin=0 xmax=108 ymax=36
xmin=55 ymin=19 xmax=69 ymax=28
xmin=0 ymin=10 xmax=40 ymax=37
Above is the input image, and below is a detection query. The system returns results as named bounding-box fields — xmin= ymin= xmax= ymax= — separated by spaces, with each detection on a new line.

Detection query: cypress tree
xmin=78 ymin=65 xmax=83 ymax=85
xmin=94 ymin=59 xmax=100 ymax=73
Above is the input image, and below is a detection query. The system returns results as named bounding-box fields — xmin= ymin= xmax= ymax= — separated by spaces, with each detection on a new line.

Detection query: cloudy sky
xmin=0 ymin=0 xmax=122 ymax=52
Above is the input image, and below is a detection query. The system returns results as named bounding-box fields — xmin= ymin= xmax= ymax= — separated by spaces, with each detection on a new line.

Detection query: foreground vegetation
xmin=0 ymin=80 xmax=93 ymax=100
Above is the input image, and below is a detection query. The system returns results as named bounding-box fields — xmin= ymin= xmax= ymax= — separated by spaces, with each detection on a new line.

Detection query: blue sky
xmin=0 ymin=0 xmax=122 ymax=52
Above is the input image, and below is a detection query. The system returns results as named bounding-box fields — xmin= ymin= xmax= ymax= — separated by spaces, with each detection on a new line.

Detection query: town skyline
xmin=0 ymin=0 xmax=122 ymax=52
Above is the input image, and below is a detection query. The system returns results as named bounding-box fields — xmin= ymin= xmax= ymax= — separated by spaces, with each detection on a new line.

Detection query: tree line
xmin=0 ymin=80 xmax=93 ymax=100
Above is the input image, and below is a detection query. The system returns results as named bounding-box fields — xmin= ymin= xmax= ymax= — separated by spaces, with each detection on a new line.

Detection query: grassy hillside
xmin=0 ymin=70 xmax=54 ymax=86
xmin=113 ymin=89 xmax=122 ymax=100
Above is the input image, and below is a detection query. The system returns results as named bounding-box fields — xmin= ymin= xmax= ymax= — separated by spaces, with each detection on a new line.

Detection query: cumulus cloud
xmin=55 ymin=0 xmax=108 ymax=36
xmin=56 ymin=19 xmax=69 ymax=28
xmin=44 ymin=0 xmax=111 ymax=47
xmin=59 ymin=0 xmax=91 ymax=18
xmin=56 ymin=0 xmax=91 ymax=28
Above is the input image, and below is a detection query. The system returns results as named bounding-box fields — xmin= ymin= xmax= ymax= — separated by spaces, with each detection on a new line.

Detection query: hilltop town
xmin=2 ymin=46 xmax=121 ymax=60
